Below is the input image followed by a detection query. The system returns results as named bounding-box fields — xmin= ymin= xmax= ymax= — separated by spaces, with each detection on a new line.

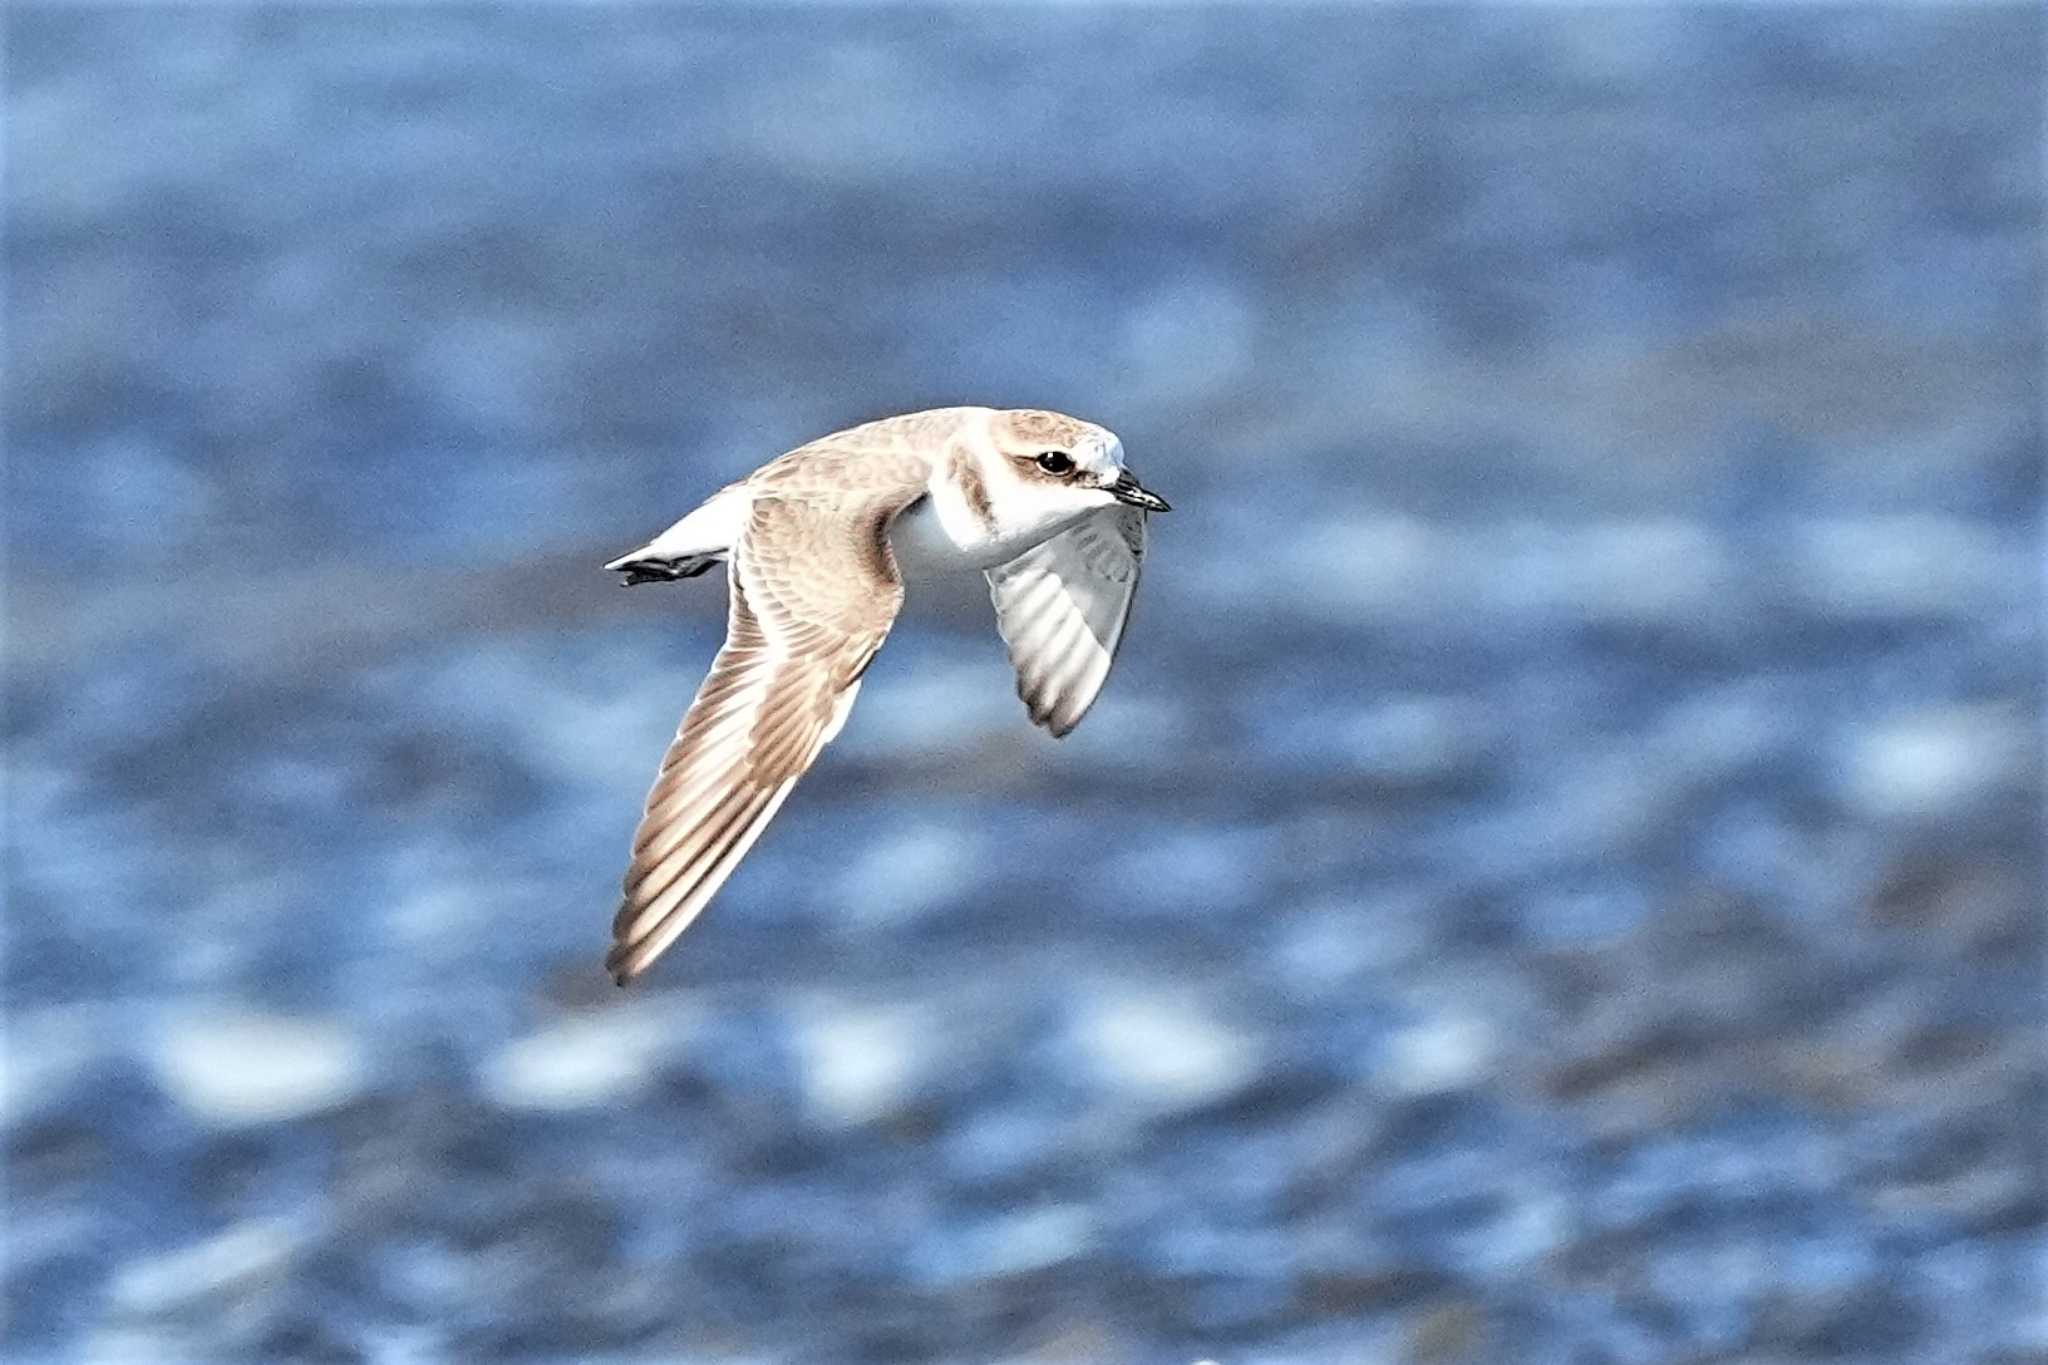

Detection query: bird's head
xmin=982 ymin=408 xmax=1171 ymax=529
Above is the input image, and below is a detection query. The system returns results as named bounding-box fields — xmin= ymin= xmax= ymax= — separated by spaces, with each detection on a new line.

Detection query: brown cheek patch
xmin=949 ymin=451 xmax=997 ymax=535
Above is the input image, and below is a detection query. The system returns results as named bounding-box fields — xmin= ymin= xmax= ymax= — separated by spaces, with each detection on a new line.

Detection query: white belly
xmin=889 ymin=494 xmax=1049 ymax=580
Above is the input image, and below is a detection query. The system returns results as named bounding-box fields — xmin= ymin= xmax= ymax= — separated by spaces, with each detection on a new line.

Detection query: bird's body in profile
xmin=602 ymin=406 xmax=1169 ymax=983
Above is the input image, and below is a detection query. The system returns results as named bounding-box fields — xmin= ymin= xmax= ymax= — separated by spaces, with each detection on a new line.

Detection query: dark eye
xmin=1036 ymin=450 xmax=1074 ymax=475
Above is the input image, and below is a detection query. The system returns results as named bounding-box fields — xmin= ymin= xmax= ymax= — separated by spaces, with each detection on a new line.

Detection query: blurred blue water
xmin=5 ymin=5 xmax=2042 ymax=1361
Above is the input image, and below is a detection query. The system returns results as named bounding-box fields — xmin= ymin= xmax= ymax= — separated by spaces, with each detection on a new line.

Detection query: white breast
xmin=889 ymin=494 xmax=1019 ymax=579
xmin=887 ymin=434 xmax=1103 ymax=581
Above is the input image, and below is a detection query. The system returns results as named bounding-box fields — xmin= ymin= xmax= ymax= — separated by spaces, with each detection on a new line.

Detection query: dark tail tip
xmin=611 ymin=556 xmax=715 ymax=587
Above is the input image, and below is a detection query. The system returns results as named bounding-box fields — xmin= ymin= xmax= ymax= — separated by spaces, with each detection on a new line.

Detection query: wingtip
xmin=605 ymin=552 xmax=717 ymax=586
xmin=1024 ymin=687 xmax=1090 ymax=739
xmin=1031 ymin=708 xmax=1080 ymax=739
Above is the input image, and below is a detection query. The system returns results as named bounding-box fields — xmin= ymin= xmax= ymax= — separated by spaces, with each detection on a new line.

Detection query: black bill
xmin=1108 ymin=472 xmax=1171 ymax=512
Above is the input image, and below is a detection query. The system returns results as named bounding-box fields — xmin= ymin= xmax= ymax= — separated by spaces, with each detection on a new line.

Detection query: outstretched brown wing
xmin=608 ymin=449 xmax=928 ymax=983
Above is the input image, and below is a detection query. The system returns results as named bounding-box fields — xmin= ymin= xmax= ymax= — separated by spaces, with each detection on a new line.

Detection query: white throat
xmin=889 ymin=413 xmax=1093 ymax=580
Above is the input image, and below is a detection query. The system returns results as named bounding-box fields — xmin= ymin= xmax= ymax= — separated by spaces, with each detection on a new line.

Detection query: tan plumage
xmin=607 ymin=437 xmax=929 ymax=983
xmin=605 ymin=407 xmax=1167 ymax=983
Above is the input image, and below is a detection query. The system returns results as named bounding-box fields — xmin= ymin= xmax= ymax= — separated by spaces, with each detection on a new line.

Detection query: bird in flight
xmin=602 ymin=406 xmax=1170 ymax=983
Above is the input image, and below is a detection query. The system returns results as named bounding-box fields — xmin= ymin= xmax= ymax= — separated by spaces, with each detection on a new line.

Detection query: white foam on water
xmin=1071 ymin=989 xmax=1258 ymax=1110
xmin=151 ymin=1010 xmax=367 ymax=1126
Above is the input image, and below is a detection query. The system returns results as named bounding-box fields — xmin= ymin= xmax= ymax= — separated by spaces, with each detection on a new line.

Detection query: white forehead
xmin=1079 ymin=425 xmax=1123 ymax=473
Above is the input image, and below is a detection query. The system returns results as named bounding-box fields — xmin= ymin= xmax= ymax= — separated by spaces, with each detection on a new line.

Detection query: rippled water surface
xmin=6 ymin=6 xmax=2043 ymax=1361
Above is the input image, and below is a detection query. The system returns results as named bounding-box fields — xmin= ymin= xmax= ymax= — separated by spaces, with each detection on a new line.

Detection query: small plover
xmin=603 ymin=406 xmax=1169 ymax=982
